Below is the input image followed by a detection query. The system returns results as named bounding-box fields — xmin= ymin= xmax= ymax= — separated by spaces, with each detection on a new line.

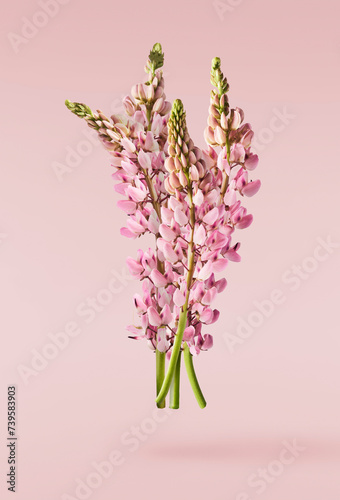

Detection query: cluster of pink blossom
xmin=66 ymin=44 xmax=260 ymax=408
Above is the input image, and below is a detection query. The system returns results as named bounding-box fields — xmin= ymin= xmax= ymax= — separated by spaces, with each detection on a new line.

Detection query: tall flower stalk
xmin=65 ymin=43 xmax=260 ymax=409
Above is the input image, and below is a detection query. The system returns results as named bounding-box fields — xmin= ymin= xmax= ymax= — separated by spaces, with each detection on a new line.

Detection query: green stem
xmin=146 ymin=106 xmax=152 ymax=131
xmin=155 ymin=183 xmax=198 ymax=406
xmin=169 ymin=350 xmax=182 ymax=409
xmin=156 ymin=350 xmax=166 ymax=408
xmin=220 ymin=115 xmax=230 ymax=199
xmin=155 ymin=303 xmax=188 ymax=405
xmin=183 ymin=343 xmax=207 ymax=409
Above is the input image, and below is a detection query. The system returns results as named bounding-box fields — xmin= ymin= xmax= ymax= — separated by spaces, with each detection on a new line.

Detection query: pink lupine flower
xmin=150 ymin=269 xmax=168 ymax=288
xmin=65 ymin=45 xmax=260 ymax=410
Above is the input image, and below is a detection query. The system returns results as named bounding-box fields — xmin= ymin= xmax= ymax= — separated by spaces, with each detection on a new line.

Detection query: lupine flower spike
xmin=65 ymin=44 xmax=260 ymax=409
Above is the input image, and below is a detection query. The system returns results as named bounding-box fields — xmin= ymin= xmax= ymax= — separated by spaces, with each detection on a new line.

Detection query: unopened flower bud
xmin=131 ymin=85 xmax=139 ymax=100
xmin=168 ymin=144 xmax=176 ymax=156
xmin=153 ymin=97 xmax=165 ymax=113
xmin=115 ymin=123 xmax=129 ymax=135
xmin=169 ymin=172 xmax=181 ymax=190
xmin=196 ymin=161 xmax=205 ymax=178
xmin=154 ymin=86 xmax=164 ymax=99
xmin=188 ymin=151 xmax=196 ymax=164
xmin=208 ymin=114 xmax=219 ymax=128
xmin=161 ymin=101 xmax=172 ymax=115
xmin=146 ymin=84 xmax=155 ymax=101
xmin=209 ymin=104 xmax=220 ymax=119
xmin=214 ymin=126 xmax=227 ymax=145
xmin=164 ymin=176 xmax=175 ymax=195
xmin=204 ymin=126 xmax=217 ymax=145
xmin=229 ymin=109 xmax=242 ymax=130
xmin=212 ymin=94 xmax=219 ymax=107
xmin=220 ymin=112 xmax=228 ymax=130
xmin=190 ymin=164 xmax=199 ymax=181
xmin=180 ymin=152 xmax=187 ymax=167
xmin=178 ymin=170 xmax=188 ymax=187
xmin=240 ymin=129 xmax=254 ymax=148
xmin=174 ymin=156 xmax=182 ymax=171
xmin=123 ymin=96 xmax=135 ymax=116
xmin=182 ymin=142 xmax=188 ymax=155
xmin=165 ymin=157 xmax=176 ymax=173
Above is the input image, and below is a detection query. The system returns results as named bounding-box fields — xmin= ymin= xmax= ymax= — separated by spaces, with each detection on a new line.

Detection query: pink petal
xmin=173 ymin=289 xmax=186 ymax=307
xmin=114 ymin=183 xmax=128 ymax=196
xmin=163 ymin=242 xmax=178 ymax=263
xmin=138 ymin=150 xmax=152 ymax=170
xmin=225 ymin=249 xmax=241 ymax=262
xmin=168 ymin=197 xmax=182 ymax=211
xmin=203 ymin=207 xmax=219 ymax=225
xmin=245 ymin=154 xmax=259 ymax=171
xmin=198 ymin=261 xmax=213 ymax=281
xmin=148 ymin=215 xmax=159 ymax=234
xmin=159 ymin=224 xmax=177 ymax=242
xmin=202 ymin=287 xmax=217 ymax=305
xmin=126 ymin=185 xmax=146 ymax=202
xmin=150 ymin=269 xmax=168 ymax=288
xmin=193 ymin=282 xmax=205 ymax=302
xmin=236 ymin=214 xmax=253 ymax=229
xmin=120 ymin=227 xmax=136 ymax=239
xmin=229 ymin=143 xmax=245 ymax=163
xmin=174 ymin=206 xmax=188 ymax=226
xmin=211 ymin=309 xmax=220 ymax=324
xmin=200 ymin=307 xmax=214 ymax=323
xmin=161 ymin=207 xmax=174 ymax=224
xmin=212 ymin=259 xmax=228 ymax=272
xmin=147 ymin=307 xmax=162 ymax=327
xmin=183 ymin=326 xmax=195 ymax=342
xmin=194 ymin=224 xmax=206 ymax=246
xmin=201 ymin=334 xmax=213 ymax=350
xmin=126 ymin=218 xmax=146 ymax=234
xmin=242 ymin=179 xmax=261 ymax=197
xmin=160 ymin=304 xmax=173 ymax=324
xmin=121 ymin=138 xmax=136 ymax=153
xmin=193 ymin=189 xmax=204 ymax=206
xmin=215 ymin=278 xmax=227 ymax=293
xmin=224 ymin=188 xmax=237 ymax=206
xmin=117 ymin=200 xmax=136 ymax=214
xmin=144 ymin=131 xmax=158 ymax=151
xmin=190 ymin=345 xmax=200 ymax=356
xmin=133 ymin=294 xmax=147 ymax=313
xmin=121 ymin=159 xmax=138 ymax=175
xmin=126 ymin=257 xmax=144 ymax=275
xmin=156 ymin=327 xmax=169 ymax=352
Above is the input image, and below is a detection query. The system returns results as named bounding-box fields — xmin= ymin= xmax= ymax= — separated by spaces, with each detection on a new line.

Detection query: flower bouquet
xmin=65 ymin=43 xmax=260 ymax=409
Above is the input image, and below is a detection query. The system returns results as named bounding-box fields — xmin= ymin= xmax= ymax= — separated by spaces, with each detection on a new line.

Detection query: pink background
xmin=1 ymin=0 xmax=340 ymax=499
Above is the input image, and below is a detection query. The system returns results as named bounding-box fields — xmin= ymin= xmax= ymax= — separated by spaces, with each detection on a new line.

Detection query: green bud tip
xmin=211 ymin=57 xmax=221 ymax=71
xmin=65 ymin=100 xmax=93 ymax=118
xmin=148 ymin=42 xmax=164 ymax=72
xmin=170 ymin=99 xmax=186 ymax=121
xmin=153 ymin=42 xmax=162 ymax=54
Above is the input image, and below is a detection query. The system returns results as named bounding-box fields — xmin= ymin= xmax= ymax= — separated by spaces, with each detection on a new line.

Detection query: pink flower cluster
xmin=65 ymin=47 xmax=260 ymax=363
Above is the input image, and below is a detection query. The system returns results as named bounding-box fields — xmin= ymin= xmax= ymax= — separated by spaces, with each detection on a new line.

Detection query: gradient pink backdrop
xmin=1 ymin=0 xmax=340 ymax=499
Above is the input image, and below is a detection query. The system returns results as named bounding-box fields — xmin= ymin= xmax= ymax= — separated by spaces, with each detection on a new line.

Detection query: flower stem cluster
xmin=65 ymin=43 xmax=260 ymax=409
